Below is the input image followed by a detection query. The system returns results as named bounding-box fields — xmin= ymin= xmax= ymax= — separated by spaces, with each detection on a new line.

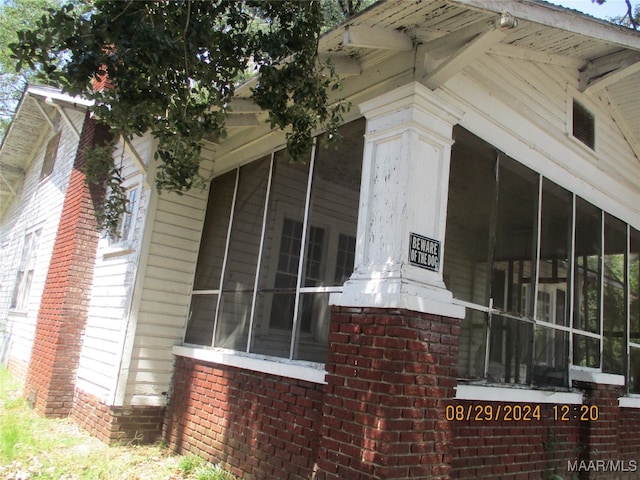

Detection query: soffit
xmin=315 ymin=0 xmax=640 ymax=156
xmin=0 ymin=85 xmax=90 ymax=217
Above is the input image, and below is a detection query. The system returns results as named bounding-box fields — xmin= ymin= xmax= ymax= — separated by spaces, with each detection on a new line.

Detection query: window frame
xmin=105 ymin=183 xmax=142 ymax=254
xmin=10 ymin=229 xmax=42 ymax=311
xmin=445 ymin=127 xmax=635 ymax=390
xmin=187 ymin=118 xmax=365 ymax=364
xmin=40 ymin=131 xmax=61 ymax=180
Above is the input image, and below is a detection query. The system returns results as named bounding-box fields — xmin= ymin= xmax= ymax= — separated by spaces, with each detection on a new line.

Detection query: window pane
xmin=193 ymin=170 xmax=236 ymax=290
xmin=187 ymin=171 xmax=236 ymax=345
xmin=492 ymin=156 xmax=539 ymax=318
xmin=215 ymin=157 xmax=270 ymax=351
xmin=251 ymin=150 xmax=311 ymax=359
xmin=335 ymin=234 xmax=356 ymax=284
xmin=488 ymin=315 xmax=532 ymax=385
xmin=602 ymin=214 xmax=626 ymax=374
xmin=184 ymin=295 xmax=217 ymax=346
xmin=444 ymin=128 xmax=496 ymax=306
xmin=41 ymin=131 xmax=61 ymax=179
xmin=630 ymin=348 xmax=640 ymax=394
xmin=631 ymin=228 xmax=640 ymax=345
xmin=573 ymin=198 xmax=601 ymax=335
xmin=294 ymin=292 xmax=331 ymax=363
xmin=445 ymin=129 xmax=498 ymax=380
xmin=119 ymin=188 xmax=138 ymax=241
xmin=537 ymin=180 xmax=572 ymax=327
xmin=533 ymin=326 xmax=568 ymax=387
xmin=573 ymin=334 xmax=600 ymax=369
xmin=458 ymin=310 xmax=487 ymax=379
xmin=305 ymin=118 xmax=364 ymax=288
xmin=10 ymin=230 xmax=41 ymax=310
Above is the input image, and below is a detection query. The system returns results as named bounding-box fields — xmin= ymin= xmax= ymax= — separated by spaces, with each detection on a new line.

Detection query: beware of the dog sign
xmin=409 ymin=233 xmax=440 ymax=272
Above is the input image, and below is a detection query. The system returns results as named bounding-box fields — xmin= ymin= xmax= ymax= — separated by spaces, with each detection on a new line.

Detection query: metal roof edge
xmin=25 ymin=84 xmax=94 ymax=108
xmin=453 ymin=0 xmax=640 ymax=51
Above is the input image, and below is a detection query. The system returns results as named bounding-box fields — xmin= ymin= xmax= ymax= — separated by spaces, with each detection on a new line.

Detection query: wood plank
xmin=343 ymin=25 xmax=413 ymax=51
xmin=424 ymin=28 xmax=505 ymax=89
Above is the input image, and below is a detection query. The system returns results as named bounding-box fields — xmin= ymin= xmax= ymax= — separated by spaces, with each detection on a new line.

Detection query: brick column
xmin=24 ymin=113 xmax=111 ymax=417
xmin=318 ymin=82 xmax=465 ymax=479
xmin=315 ymin=306 xmax=460 ymax=479
xmin=575 ymin=381 xmax=624 ymax=479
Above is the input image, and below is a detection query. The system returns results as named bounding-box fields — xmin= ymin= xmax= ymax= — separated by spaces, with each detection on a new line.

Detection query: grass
xmin=0 ymin=368 xmax=236 ymax=480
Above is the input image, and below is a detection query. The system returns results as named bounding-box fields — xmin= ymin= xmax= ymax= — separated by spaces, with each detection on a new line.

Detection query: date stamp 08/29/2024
xmin=446 ymin=402 xmax=638 ymax=474
xmin=445 ymin=403 xmax=600 ymax=422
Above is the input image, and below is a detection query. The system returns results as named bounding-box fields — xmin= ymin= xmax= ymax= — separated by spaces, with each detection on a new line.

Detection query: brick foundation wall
xmin=24 ymin=113 xmax=111 ymax=418
xmin=164 ymin=356 xmax=325 ymax=480
xmin=452 ymin=386 xmax=639 ymax=479
xmin=618 ymin=407 xmax=640 ymax=469
xmin=451 ymin=401 xmax=581 ymax=479
xmin=576 ymin=381 xmax=622 ymax=472
xmin=161 ymin=304 xmax=639 ymax=480
xmin=314 ymin=307 xmax=460 ymax=480
xmin=71 ymin=389 xmax=164 ymax=445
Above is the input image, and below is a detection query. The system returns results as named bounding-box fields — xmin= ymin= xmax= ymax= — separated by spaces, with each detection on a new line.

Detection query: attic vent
xmin=572 ymin=100 xmax=594 ymax=150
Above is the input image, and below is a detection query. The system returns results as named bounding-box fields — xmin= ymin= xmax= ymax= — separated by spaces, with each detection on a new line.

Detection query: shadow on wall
xmin=163 ymin=356 xmax=325 ymax=479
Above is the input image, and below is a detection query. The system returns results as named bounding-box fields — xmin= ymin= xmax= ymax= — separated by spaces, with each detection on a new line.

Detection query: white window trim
xmin=101 ymin=182 xmax=142 ymax=257
xmin=570 ymin=366 xmax=625 ymax=385
xmin=619 ymin=396 xmax=640 ymax=409
xmin=456 ymin=383 xmax=582 ymax=405
xmin=173 ymin=344 xmax=327 ymax=384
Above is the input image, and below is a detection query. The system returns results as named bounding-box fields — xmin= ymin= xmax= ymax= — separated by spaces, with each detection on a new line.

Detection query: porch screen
xmin=186 ymin=118 xmax=365 ymax=363
xmin=445 ymin=126 xmax=637 ymax=391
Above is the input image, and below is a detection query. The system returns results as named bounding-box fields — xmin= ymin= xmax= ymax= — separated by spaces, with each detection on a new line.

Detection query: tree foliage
xmin=10 ymin=0 xmax=355 ymax=234
xmin=596 ymin=0 xmax=639 ymax=29
xmin=0 ymin=0 xmax=60 ymax=138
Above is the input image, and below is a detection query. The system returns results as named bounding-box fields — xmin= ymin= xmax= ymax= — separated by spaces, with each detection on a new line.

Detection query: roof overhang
xmin=0 ymin=85 xmax=92 ymax=218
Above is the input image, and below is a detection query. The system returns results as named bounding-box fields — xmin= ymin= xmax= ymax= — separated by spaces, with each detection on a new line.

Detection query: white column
xmin=331 ymin=82 xmax=465 ymax=319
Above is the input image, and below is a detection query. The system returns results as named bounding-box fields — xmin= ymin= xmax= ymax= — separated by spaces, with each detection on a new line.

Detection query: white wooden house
xmin=0 ymin=85 xmax=91 ymax=378
xmin=1 ymin=1 xmax=639 ymax=478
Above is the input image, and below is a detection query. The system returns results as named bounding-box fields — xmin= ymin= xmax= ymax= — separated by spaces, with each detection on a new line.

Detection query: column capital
xmin=359 ymin=81 xmax=462 ymax=134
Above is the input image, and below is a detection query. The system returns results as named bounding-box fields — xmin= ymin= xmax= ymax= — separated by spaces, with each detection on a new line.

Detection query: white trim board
xmin=173 ymin=345 xmax=328 ymax=384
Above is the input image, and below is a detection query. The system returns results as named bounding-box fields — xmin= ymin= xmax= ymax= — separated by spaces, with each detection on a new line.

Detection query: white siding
xmin=0 ymin=108 xmax=85 ymax=380
xmin=121 ymin=153 xmax=213 ymax=406
xmin=75 ymin=134 xmax=155 ymax=401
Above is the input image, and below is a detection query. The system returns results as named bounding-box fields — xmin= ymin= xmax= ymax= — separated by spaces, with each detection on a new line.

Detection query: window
xmin=40 ymin=132 xmax=61 ymax=179
xmin=108 ymin=186 xmax=139 ymax=245
xmin=10 ymin=230 xmax=41 ymax=310
xmin=186 ymin=118 xmax=365 ymax=363
xmin=572 ymin=100 xmax=595 ymax=149
xmin=573 ymin=198 xmax=601 ymax=369
xmin=445 ymin=126 xmax=637 ymax=390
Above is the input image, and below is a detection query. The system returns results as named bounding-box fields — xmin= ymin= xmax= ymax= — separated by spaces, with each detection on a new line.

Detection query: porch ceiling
xmin=313 ymin=0 xmax=640 ymax=158
xmin=224 ymin=1 xmax=639 ymax=158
